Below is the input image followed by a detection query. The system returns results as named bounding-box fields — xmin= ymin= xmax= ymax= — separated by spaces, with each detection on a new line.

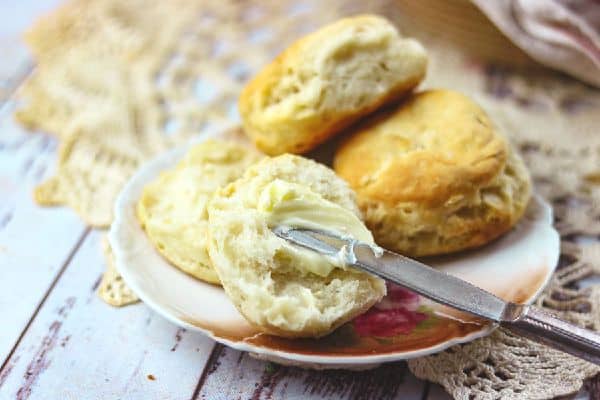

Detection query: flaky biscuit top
xmin=334 ymin=90 xmax=508 ymax=207
xmin=239 ymin=14 xmax=427 ymax=155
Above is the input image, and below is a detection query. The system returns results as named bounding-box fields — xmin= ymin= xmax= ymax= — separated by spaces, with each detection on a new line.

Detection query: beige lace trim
xmin=17 ymin=0 xmax=600 ymax=398
xmin=98 ymin=237 xmax=138 ymax=306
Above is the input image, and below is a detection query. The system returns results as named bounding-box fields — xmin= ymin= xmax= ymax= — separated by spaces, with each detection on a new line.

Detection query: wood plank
xmin=425 ymin=383 xmax=452 ymax=399
xmin=0 ymin=0 xmax=80 ymax=364
xmin=0 ymin=230 xmax=216 ymax=399
xmin=423 ymin=380 xmax=592 ymax=399
xmin=195 ymin=345 xmax=426 ymax=400
xmin=0 ymin=102 xmax=88 ymax=365
xmin=574 ymin=389 xmax=591 ymax=400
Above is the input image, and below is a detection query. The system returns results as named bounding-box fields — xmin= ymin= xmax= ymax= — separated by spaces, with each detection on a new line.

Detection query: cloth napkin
xmin=473 ymin=0 xmax=600 ymax=87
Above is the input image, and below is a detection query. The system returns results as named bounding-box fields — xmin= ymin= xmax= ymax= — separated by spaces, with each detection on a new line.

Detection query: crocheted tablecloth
xmin=17 ymin=0 xmax=600 ymax=398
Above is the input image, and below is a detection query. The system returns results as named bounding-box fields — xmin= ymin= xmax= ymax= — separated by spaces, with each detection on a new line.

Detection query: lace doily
xmin=98 ymin=237 xmax=139 ymax=306
xmin=17 ymin=0 xmax=600 ymax=398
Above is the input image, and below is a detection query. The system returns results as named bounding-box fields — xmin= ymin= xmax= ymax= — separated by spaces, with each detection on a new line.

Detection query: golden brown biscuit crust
xmin=335 ymin=90 xmax=508 ymax=206
xmin=239 ymin=15 xmax=427 ymax=155
xmin=334 ymin=90 xmax=531 ymax=256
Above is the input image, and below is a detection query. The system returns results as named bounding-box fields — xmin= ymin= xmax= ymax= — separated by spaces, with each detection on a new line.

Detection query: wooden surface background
xmin=0 ymin=2 xmax=592 ymax=399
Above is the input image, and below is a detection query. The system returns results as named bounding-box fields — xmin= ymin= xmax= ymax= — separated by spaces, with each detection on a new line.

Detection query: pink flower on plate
xmin=353 ymin=283 xmax=428 ymax=337
xmin=374 ymin=282 xmax=420 ymax=312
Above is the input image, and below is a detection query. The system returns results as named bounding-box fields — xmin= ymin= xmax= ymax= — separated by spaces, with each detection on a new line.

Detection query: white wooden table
xmin=0 ymin=3 xmax=591 ymax=399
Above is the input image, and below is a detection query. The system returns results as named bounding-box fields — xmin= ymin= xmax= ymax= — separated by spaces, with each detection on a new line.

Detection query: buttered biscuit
xmin=334 ymin=90 xmax=531 ymax=256
xmin=207 ymin=155 xmax=386 ymax=338
xmin=137 ymin=138 xmax=262 ymax=283
xmin=239 ymin=15 xmax=427 ymax=155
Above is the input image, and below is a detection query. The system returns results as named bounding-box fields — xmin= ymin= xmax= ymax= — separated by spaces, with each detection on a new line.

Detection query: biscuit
xmin=137 ymin=138 xmax=261 ymax=283
xmin=334 ymin=90 xmax=531 ymax=256
xmin=239 ymin=15 xmax=427 ymax=155
xmin=207 ymin=155 xmax=386 ymax=338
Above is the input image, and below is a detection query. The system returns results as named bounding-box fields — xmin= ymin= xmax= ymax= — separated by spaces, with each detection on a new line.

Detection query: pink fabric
xmin=472 ymin=0 xmax=600 ymax=87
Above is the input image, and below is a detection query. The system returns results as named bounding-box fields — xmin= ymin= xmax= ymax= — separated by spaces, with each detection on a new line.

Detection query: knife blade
xmin=272 ymin=225 xmax=600 ymax=365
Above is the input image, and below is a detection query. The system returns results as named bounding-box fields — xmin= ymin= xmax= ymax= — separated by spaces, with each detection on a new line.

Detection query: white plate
xmin=109 ymin=136 xmax=559 ymax=369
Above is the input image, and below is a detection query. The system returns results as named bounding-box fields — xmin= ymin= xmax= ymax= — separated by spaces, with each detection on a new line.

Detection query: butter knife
xmin=272 ymin=226 xmax=600 ymax=365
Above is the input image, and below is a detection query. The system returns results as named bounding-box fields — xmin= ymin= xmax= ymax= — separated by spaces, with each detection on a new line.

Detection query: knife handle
xmin=503 ymin=305 xmax=600 ymax=365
